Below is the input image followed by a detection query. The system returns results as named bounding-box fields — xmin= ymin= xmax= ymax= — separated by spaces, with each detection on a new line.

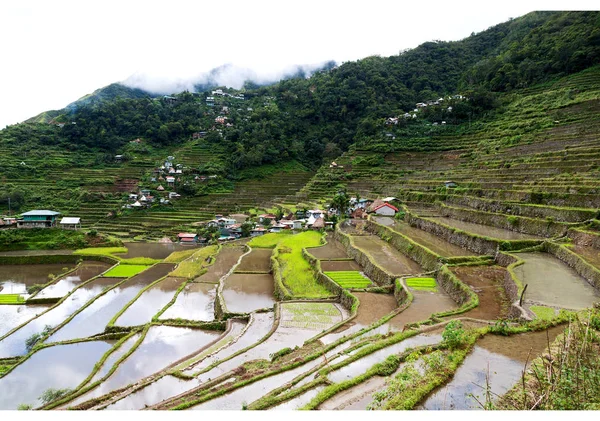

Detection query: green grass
xmin=169 ymin=246 xmax=219 ymax=279
xmin=0 ymin=294 xmax=25 ymax=304
xmin=73 ymin=247 xmax=160 ymax=265
xmin=163 ymin=248 xmax=200 ymax=263
xmin=248 ymin=232 xmax=292 ymax=249
xmin=405 ymin=277 xmax=438 ymax=292
xmin=73 ymin=247 xmax=127 ymax=257
xmin=531 ymin=305 xmax=556 ymax=320
xmin=324 ymin=271 xmax=371 ymax=288
xmin=276 ymin=232 xmax=330 ymax=298
xmin=103 ymin=265 xmax=150 ymax=278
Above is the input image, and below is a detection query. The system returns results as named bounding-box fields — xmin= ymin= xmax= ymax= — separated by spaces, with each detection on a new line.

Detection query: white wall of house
xmin=375 ymin=206 xmax=396 ymax=216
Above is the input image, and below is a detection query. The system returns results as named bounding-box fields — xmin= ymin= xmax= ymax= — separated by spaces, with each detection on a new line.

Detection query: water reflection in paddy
xmin=427 ymin=217 xmax=542 ymax=240
xmin=115 ymin=277 xmax=183 ymax=326
xmin=0 ymin=340 xmax=113 ymax=409
xmin=0 ymin=303 xmax=50 ymax=337
xmin=159 ymin=282 xmax=216 ymax=321
xmin=0 ymin=277 xmax=123 ymax=357
xmin=420 ymin=326 xmax=564 ymax=410
xmin=116 ymin=242 xmax=198 ymax=259
xmin=0 ymin=263 xmax=76 ymax=295
xmin=35 ymin=262 xmax=112 ymax=299
xmin=69 ymin=326 xmax=221 ymax=405
xmin=222 ymin=273 xmax=275 ymax=313
xmin=351 ymin=235 xmax=422 ymax=276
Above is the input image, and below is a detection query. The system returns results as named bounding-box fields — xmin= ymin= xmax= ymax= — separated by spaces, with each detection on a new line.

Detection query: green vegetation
xmin=73 ymin=247 xmax=160 ymax=265
xmin=531 ymin=305 xmax=556 ymax=320
xmin=25 ymin=325 xmax=53 ymax=351
xmin=324 ymin=271 xmax=371 ymax=288
xmin=275 ymin=232 xmax=330 ymax=298
xmin=39 ymin=388 xmax=73 ymax=405
xmin=405 ymin=277 xmax=438 ymax=292
xmin=103 ymin=264 xmax=150 ymax=278
xmin=163 ymin=248 xmax=200 ymax=263
xmin=280 ymin=302 xmax=341 ymax=329
xmin=169 ymin=245 xmax=218 ymax=279
xmin=248 ymin=233 xmax=291 ymax=249
xmin=0 ymin=294 xmax=25 ymax=304
xmin=0 ymin=229 xmax=118 ymax=252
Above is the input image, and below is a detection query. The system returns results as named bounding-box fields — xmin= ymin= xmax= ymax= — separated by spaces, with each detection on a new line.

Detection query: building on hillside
xmin=177 ymin=233 xmax=198 ymax=244
xmin=355 ymin=199 xmax=373 ymax=210
xmin=166 ymin=176 xmax=175 ymax=186
xmin=311 ymin=217 xmax=325 ymax=230
xmin=168 ymin=192 xmax=181 ymax=199
xmin=17 ymin=210 xmax=61 ymax=228
xmin=157 ymin=185 xmax=165 ymax=192
xmin=371 ymin=203 xmax=399 ymax=216
xmin=258 ymin=214 xmax=277 ymax=225
xmin=292 ymin=220 xmax=303 ymax=230
xmin=250 ymin=227 xmax=267 ymax=237
xmin=444 ymin=180 xmax=457 ymax=188
xmin=60 ymin=217 xmax=82 ymax=230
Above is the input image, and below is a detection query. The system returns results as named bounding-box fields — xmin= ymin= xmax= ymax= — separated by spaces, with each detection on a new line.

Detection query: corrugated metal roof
xmin=21 ymin=210 xmax=61 ymax=216
xmin=60 ymin=217 xmax=81 ymax=224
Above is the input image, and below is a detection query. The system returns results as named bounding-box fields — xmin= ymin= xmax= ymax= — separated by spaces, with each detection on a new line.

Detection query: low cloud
xmin=121 ymin=61 xmax=336 ymax=95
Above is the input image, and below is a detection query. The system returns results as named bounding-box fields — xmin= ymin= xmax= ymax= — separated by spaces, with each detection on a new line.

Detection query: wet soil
xmin=373 ymin=216 xmax=477 ymax=257
xmin=0 ymin=263 xmax=76 ymax=295
xmin=116 ymin=242 xmax=199 ymax=259
xmin=420 ymin=326 xmax=564 ymax=410
xmin=308 ymin=234 xmax=351 ymax=259
xmin=514 ymin=252 xmax=600 ymax=310
xmin=234 ymin=249 xmax=272 ymax=272
xmin=195 ymin=245 xmax=246 ymax=283
xmin=115 ymin=277 xmax=184 ymax=326
xmin=571 ymin=245 xmax=600 ymax=270
xmin=222 ymin=273 xmax=275 ymax=313
xmin=320 ymin=261 xmax=362 ymax=271
xmin=388 ymin=290 xmax=457 ymax=331
xmin=0 ymin=340 xmax=113 ymax=409
xmin=352 ymin=235 xmax=422 ymax=276
xmin=159 ymin=282 xmax=216 ymax=321
xmin=428 ymin=217 xmax=542 ymax=240
xmin=35 ymin=262 xmax=112 ymax=298
xmin=449 ymin=266 xmax=510 ymax=320
xmin=125 ymin=263 xmax=176 ymax=287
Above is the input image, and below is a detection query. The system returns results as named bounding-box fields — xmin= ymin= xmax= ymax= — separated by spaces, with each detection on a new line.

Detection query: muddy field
xmin=116 ymin=243 xmax=199 ymax=259
xmin=308 ymin=234 xmax=351 ymax=259
xmin=320 ymin=260 xmax=362 ymax=271
xmin=222 ymin=273 xmax=275 ymax=313
xmin=428 ymin=217 xmax=543 ymax=240
xmin=195 ymin=245 xmax=246 ymax=283
xmin=0 ymin=263 xmax=77 ymax=295
xmin=352 ymin=235 xmax=422 ymax=276
xmin=450 ymin=265 xmax=510 ymax=320
xmin=159 ymin=281 xmax=216 ymax=321
xmin=35 ymin=262 xmax=112 ymax=299
xmin=234 ymin=248 xmax=272 ymax=272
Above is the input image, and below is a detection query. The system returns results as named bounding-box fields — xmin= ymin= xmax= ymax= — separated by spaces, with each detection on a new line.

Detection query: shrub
xmin=442 ymin=320 xmax=466 ymax=349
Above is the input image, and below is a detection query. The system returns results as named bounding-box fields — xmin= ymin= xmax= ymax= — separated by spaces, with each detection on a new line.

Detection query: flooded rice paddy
xmin=234 ymin=248 xmax=272 ymax=272
xmin=308 ymin=234 xmax=351 ymax=259
xmin=373 ymin=216 xmax=477 ymax=257
xmin=68 ymin=326 xmax=221 ymax=406
xmin=195 ymin=245 xmax=246 ymax=283
xmin=514 ymin=252 xmax=600 ymax=310
xmin=115 ymin=277 xmax=183 ymax=326
xmin=320 ymin=260 xmax=362 ymax=271
xmin=222 ymin=273 xmax=275 ymax=313
xmin=0 ymin=340 xmax=114 ymax=409
xmin=270 ymin=386 xmax=326 ymax=410
xmin=0 ymin=276 xmax=124 ymax=357
xmin=159 ymin=282 xmax=216 ymax=321
xmin=449 ymin=266 xmax=510 ymax=320
xmin=35 ymin=262 xmax=112 ymax=299
xmin=0 ymin=303 xmax=51 ymax=337
xmin=427 ymin=217 xmax=542 ymax=240
xmin=388 ymin=290 xmax=457 ymax=331
xmin=420 ymin=326 xmax=564 ymax=410
xmin=0 ymin=263 xmax=76 ymax=295
xmin=351 ymin=235 xmax=422 ymax=276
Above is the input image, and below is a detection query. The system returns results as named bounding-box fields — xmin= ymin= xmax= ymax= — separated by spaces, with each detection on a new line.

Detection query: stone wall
xmin=568 ymin=228 xmax=600 ymax=249
xmin=545 ymin=242 xmax=600 ymax=290
xmin=334 ymin=225 xmax=395 ymax=285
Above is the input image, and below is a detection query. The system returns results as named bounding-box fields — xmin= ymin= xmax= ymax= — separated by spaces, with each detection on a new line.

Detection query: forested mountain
xmin=2 ymin=11 xmax=599 ymax=174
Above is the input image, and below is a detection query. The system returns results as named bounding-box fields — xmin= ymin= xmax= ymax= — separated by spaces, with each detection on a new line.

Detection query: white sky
xmin=0 ymin=0 xmax=597 ymax=128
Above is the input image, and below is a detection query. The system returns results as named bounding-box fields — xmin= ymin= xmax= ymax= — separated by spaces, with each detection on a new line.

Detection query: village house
xmin=292 ymin=220 xmax=303 ymax=230
xmin=166 ymin=176 xmax=175 ymax=187
xmin=371 ymin=202 xmax=399 ymax=216
xmin=217 ymin=218 xmax=237 ymax=228
xmin=311 ymin=217 xmax=325 ymax=230
xmin=444 ymin=180 xmax=457 ymax=188
xmin=60 ymin=217 xmax=81 ymax=230
xmin=177 ymin=233 xmax=198 ymax=244
xmin=215 ymin=116 xmax=227 ymax=124
xmin=17 ymin=210 xmax=61 ymax=228
xmin=258 ymin=214 xmax=277 ymax=225
xmin=168 ymin=192 xmax=181 ymax=199
xmin=250 ymin=227 xmax=267 ymax=237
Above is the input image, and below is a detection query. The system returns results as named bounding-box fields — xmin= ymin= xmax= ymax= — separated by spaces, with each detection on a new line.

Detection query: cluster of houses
xmin=385 ymin=94 xmax=465 ymax=126
xmin=0 ymin=210 xmax=82 ymax=230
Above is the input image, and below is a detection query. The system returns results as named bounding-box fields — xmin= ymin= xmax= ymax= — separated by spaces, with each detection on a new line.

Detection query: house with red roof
xmin=177 ymin=233 xmax=198 ymax=244
xmin=371 ymin=202 xmax=399 ymax=216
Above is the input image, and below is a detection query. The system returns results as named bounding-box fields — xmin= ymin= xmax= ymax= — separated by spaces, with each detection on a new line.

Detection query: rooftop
xmin=21 ymin=210 xmax=61 ymax=217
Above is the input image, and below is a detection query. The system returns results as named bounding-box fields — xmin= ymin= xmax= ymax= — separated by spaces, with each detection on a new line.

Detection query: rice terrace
xmin=1 ymin=9 xmax=600 ymax=412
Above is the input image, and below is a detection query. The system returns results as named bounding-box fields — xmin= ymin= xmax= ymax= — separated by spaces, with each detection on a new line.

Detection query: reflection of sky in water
xmin=0 ymin=304 xmax=50 ymax=337
xmin=47 ymin=283 xmax=145 ymax=343
xmin=0 ymin=264 xmax=74 ymax=294
xmin=160 ymin=283 xmax=215 ymax=321
xmin=36 ymin=262 xmax=110 ymax=299
xmin=71 ymin=326 xmax=220 ymax=404
xmin=0 ymin=340 xmax=112 ymax=409
xmin=115 ymin=280 xmax=183 ymax=326
xmin=0 ymin=279 xmax=119 ymax=358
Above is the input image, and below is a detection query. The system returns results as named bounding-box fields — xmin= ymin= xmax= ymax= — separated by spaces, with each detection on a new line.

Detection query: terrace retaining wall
xmin=334 ymin=225 xmax=395 ymax=286
xmin=545 ymin=242 xmax=600 ymax=290
xmin=568 ymin=228 xmax=600 ymax=249
xmin=437 ymin=203 xmax=575 ymax=238
xmin=365 ymin=217 xmax=440 ymax=272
